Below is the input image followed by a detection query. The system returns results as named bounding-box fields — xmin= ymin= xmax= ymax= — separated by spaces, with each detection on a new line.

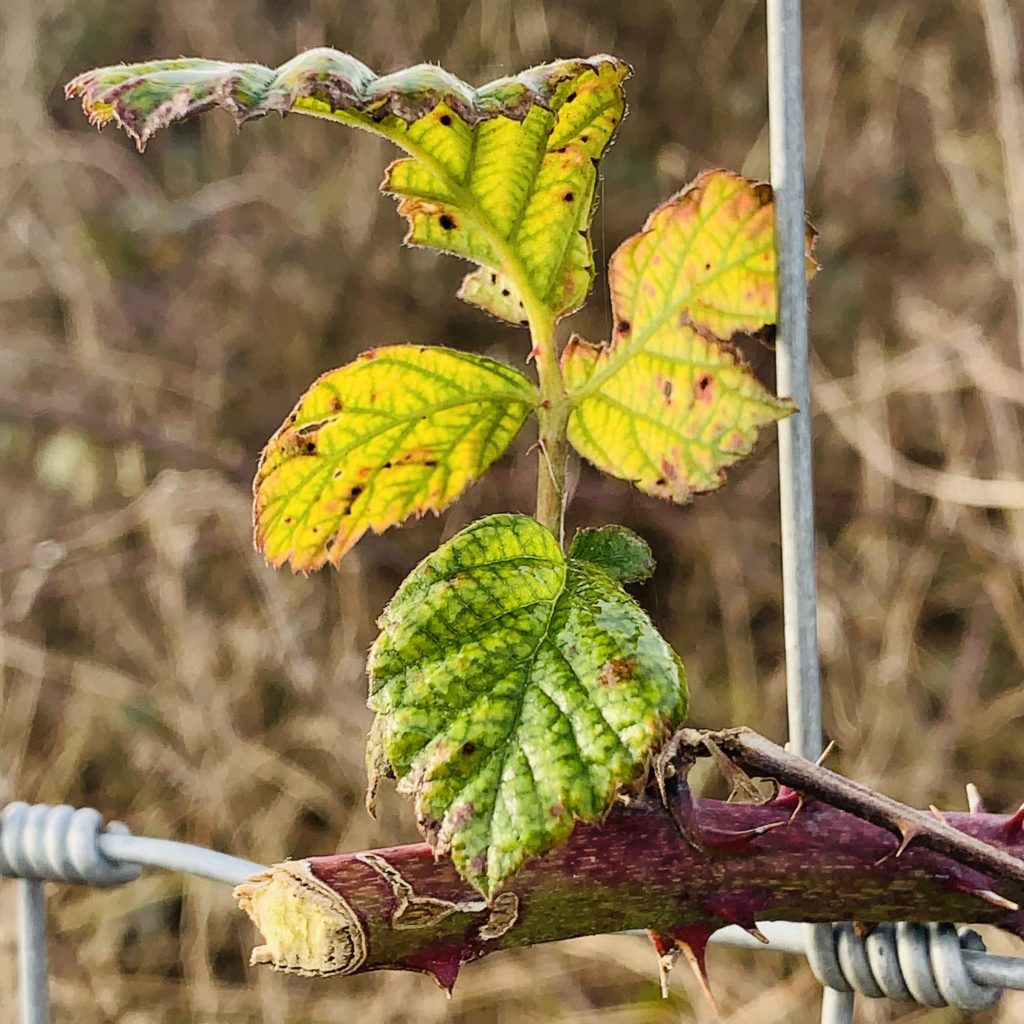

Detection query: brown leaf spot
xmin=461 ymin=742 xmax=476 ymax=755
xmin=439 ymin=214 xmax=456 ymax=231
xmin=470 ymin=852 xmax=487 ymax=875
xmin=563 ymin=191 xmax=574 ymax=202
xmin=439 ymin=113 xmax=452 ymax=126
xmin=616 ymin=319 xmax=631 ymax=335
xmin=329 ymin=397 xmax=343 ymax=412
xmin=350 ymin=485 xmax=364 ymax=499
xmin=566 ymin=92 xmax=577 ymax=102
xmin=549 ymin=802 xmax=565 ymax=819
xmin=304 ymin=441 xmax=317 ymax=454
xmin=600 ymin=657 xmax=637 ymax=686
xmin=694 ymin=373 xmax=714 ymax=402
xmin=661 ymin=378 xmax=673 ymax=402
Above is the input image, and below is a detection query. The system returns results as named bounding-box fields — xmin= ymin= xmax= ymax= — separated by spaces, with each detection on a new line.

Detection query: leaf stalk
xmin=528 ymin=305 xmax=570 ymax=543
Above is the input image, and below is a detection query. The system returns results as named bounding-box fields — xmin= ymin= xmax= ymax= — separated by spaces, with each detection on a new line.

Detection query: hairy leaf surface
xmin=367 ymin=514 xmax=687 ymax=896
xmin=563 ymin=170 xmax=817 ymax=502
xmin=67 ymin=49 xmax=628 ymax=323
xmin=254 ymin=348 xmax=535 ymax=570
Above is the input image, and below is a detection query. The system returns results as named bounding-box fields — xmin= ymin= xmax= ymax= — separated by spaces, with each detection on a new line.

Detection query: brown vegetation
xmin=1 ymin=0 xmax=1023 ymax=1020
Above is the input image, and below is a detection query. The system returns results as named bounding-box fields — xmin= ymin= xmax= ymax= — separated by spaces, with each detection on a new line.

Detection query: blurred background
xmin=2 ymin=0 xmax=1023 ymax=1020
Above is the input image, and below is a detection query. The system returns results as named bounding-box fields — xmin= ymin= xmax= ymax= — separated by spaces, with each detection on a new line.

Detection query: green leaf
xmin=568 ymin=525 xmax=655 ymax=583
xmin=563 ymin=169 xmax=817 ymax=502
xmin=66 ymin=48 xmax=629 ymax=324
xmin=254 ymin=347 xmax=536 ymax=571
xmin=367 ymin=514 xmax=687 ymax=896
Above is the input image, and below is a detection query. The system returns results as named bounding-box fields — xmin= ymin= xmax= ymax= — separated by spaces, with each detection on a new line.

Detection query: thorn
xmin=1000 ymin=802 xmax=1024 ymax=841
xmin=769 ymin=783 xmax=813 ymax=821
xmin=894 ymin=828 xmax=919 ymax=858
xmin=656 ymin=952 xmax=676 ymax=998
xmin=699 ymin=819 xmax=787 ymax=852
xmin=770 ymin=785 xmax=802 ymax=810
xmin=704 ymin=891 xmax=771 ymax=940
xmin=929 ymin=804 xmax=947 ymax=823
xmin=399 ymin=947 xmax=464 ymax=994
xmin=527 ymin=345 xmax=540 ymax=362
xmin=648 ymin=932 xmax=679 ymax=998
xmin=786 ymin=793 xmax=806 ymax=825
xmin=815 ymin=740 xmax=837 ymax=767
xmin=966 ymin=783 xmax=987 ymax=815
xmin=670 ymin=926 xmax=719 ymax=1014
xmin=974 ymin=888 xmax=1020 ymax=912
xmin=874 ymin=826 xmax=921 ymax=865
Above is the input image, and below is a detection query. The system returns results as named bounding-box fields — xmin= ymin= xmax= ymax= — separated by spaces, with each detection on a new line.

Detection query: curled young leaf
xmin=367 ymin=514 xmax=687 ymax=896
xmin=254 ymin=347 xmax=536 ymax=571
xmin=66 ymin=49 xmax=629 ymax=325
xmin=563 ymin=170 xmax=817 ymax=502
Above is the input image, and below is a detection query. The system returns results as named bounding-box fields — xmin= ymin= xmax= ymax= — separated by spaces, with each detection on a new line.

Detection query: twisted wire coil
xmin=1 ymin=802 xmax=140 ymax=887
xmin=806 ymin=922 xmax=1002 ymax=1011
xmin=1 ymin=802 xmax=264 ymax=887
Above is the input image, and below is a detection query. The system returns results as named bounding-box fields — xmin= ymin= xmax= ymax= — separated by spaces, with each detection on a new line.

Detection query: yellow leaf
xmin=563 ymin=170 xmax=817 ymax=502
xmin=254 ymin=346 xmax=536 ymax=570
xmin=66 ymin=49 xmax=629 ymax=325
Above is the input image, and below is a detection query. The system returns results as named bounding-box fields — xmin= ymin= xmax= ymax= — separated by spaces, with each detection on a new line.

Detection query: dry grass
xmin=1 ymin=0 xmax=1023 ymax=1020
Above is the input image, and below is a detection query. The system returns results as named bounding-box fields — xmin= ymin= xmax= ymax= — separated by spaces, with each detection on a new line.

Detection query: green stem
xmin=528 ymin=304 xmax=570 ymax=543
xmin=372 ymin=134 xmax=573 ymax=543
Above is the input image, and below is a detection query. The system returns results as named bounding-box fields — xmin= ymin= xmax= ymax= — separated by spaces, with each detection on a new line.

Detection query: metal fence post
xmin=17 ymin=879 xmax=50 ymax=1024
xmin=765 ymin=1 xmax=852 ymax=1021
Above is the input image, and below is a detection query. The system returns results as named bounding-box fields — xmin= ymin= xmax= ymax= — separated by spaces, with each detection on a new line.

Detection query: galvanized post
xmin=765 ymin=0 xmax=851 ymax=1020
xmin=17 ymin=879 xmax=50 ymax=1024
xmin=766 ymin=0 xmax=823 ymax=764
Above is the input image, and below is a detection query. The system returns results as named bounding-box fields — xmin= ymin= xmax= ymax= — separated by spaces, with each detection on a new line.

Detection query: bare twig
xmin=676 ymin=727 xmax=1024 ymax=887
